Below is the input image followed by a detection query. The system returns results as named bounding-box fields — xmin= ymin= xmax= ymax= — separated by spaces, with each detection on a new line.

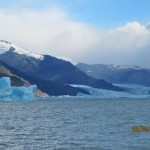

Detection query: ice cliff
xmin=0 ymin=77 xmax=37 ymax=101
xmin=71 ymin=84 xmax=150 ymax=98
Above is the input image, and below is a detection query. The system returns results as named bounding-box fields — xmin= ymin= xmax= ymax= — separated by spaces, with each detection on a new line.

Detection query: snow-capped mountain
xmin=0 ymin=40 xmax=123 ymax=95
xmin=77 ymin=63 xmax=150 ymax=86
xmin=0 ymin=40 xmax=44 ymax=60
xmin=106 ymin=64 xmax=142 ymax=70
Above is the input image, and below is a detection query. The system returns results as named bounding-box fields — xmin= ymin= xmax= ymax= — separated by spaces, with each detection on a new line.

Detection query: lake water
xmin=0 ymin=98 xmax=150 ymax=150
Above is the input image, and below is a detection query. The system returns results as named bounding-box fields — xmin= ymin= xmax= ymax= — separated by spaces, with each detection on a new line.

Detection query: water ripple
xmin=0 ymin=99 xmax=149 ymax=150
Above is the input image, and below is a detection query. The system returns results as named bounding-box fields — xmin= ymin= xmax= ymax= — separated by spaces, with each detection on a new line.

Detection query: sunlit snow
xmin=0 ymin=40 xmax=44 ymax=60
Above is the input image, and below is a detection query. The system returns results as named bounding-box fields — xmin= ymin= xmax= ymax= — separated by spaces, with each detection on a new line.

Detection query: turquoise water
xmin=0 ymin=98 xmax=150 ymax=150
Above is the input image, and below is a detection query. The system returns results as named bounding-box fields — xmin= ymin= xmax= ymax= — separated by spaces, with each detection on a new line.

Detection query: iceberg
xmin=0 ymin=77 xmax=37 ymax=101
xmin=0 ymin=77 xmax=11 ymax=100
xmin=11 ymin=85 xmax=37 ymax=101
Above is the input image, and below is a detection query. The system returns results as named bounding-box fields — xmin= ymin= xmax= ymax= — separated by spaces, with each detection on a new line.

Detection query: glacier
xmin=0 ymin=77 xmax=37 ymax=101
xmin=70 ymin=84 xmax=150 ymax=99
xmin=52 ymin=84 xmax=150 ymax=99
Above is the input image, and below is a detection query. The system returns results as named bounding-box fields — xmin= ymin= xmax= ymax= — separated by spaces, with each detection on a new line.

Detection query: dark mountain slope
xmin=0 ymin=52 xmax=122 ymax=91
xmin=0 ymin=40 xmax=123 ymax=92
xmin=0 ymin=62 xmax=29 ymax=86
xmin=0 ymin=62 xmax=89 ymax=96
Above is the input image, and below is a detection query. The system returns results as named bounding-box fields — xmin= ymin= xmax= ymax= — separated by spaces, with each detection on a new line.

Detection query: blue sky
xmin=0 ymin=0 xmax=150 ymax=67
xmin=1 ymin=0 xmax=150 ymax=28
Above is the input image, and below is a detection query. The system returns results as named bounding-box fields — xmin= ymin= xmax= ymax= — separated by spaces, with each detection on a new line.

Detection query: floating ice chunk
xmin=0 ymin=77 xmax=37 ymax=101
xmin=0 ymin=77 xmax=11 ymax=101
xmin=11 ymin=85 xmax=37 ymax=101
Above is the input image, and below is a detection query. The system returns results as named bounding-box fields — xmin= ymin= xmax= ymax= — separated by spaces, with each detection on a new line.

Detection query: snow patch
xmin=11 ymin=44 xmax=44 ymax=60
xmin=56 ymin=56 xmax=77 ymax=65
xmin=0 ymin=40 xmax=11 ymax=54
xmin=109 ymin=64 xmax=142 ymax=70
xmin=0 ymin=40 xmax=44 ymax=60
xmin=87 ymin=70 xmax=93 ymax=73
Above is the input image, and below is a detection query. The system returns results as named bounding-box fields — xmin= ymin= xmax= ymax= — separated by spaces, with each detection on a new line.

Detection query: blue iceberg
xmin=0 ymin=77 xmax=37 ymax=101
xmin=0 ymin=77 xmax=12 ymax=100
xmin=11 ymin=85 xmax=37 ymax=101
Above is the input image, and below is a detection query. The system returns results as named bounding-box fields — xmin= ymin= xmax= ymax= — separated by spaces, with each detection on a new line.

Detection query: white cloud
xmin=0 ymin=8 xmax=150 ymax=67
xmin=85 ymin=22 xmax=150 ymax=67
xmin=0 ymin=8 xmax=100 ymax=57
xmin=106 ymin=22 xmax=149 ymax=51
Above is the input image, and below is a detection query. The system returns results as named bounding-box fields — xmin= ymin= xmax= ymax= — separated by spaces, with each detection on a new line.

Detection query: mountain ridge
xmin=0 ymin=40 xmax=123 ymax=94
xmin=77 ymin=63 xmax=150 ymax=86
